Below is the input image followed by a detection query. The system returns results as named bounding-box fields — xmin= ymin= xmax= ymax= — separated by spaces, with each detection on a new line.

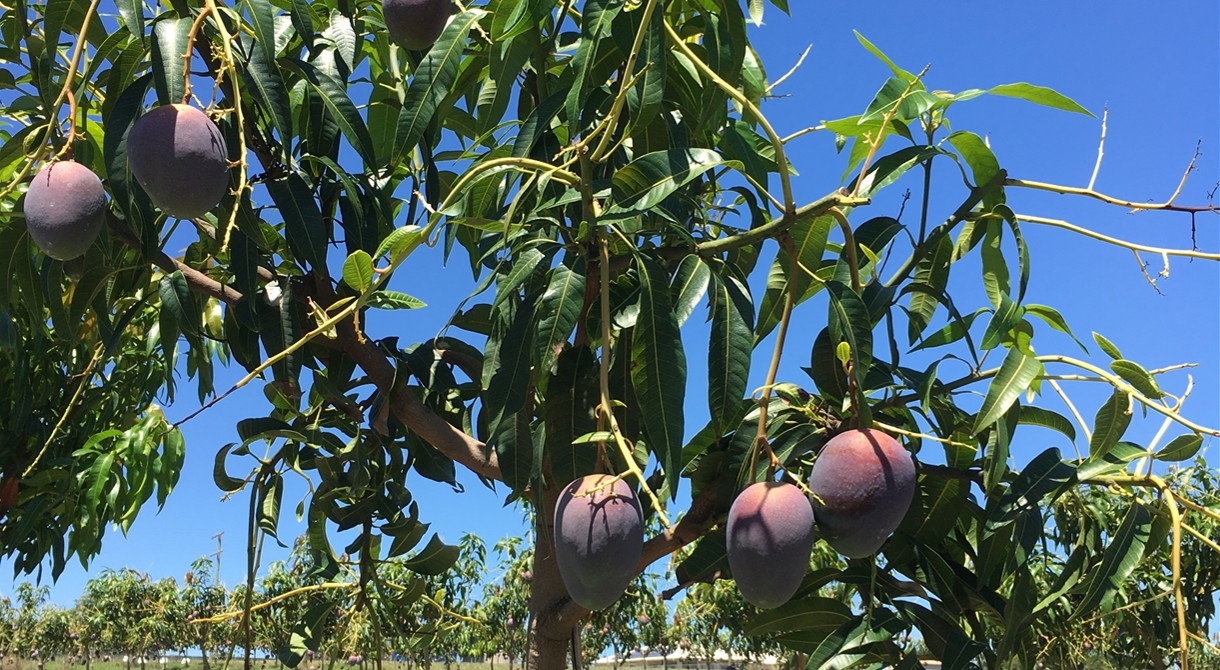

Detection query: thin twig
xmin=1047 ymin=379 xmax=1087 ymax=459
xmin=1005 ymin=177 xmax=1220 ymax=214
xmin=1130 ymin=249 xmax=1165 ymax=294
xmin=1016 ymin=214 xmax=1220 ymax=261
xmin=766 ymin=45 xmax=812 ymax=95
xmin=1087 ymin=106 xmax=1108 ymax=191
xmin=1161 ymin=140 xmax=1204 ymax=210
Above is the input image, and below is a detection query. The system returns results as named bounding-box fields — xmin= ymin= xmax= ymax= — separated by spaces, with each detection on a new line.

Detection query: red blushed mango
xmin=808 ymin=429 xmax=916 ymax=558
xmin=726 ymin=481 xmax=815 ymax=609
xmin=553 ymin=475 xmax=643 ymax=610
xmin=23 ymin=160 xmax=107 ymax=260
xmin=382 ymin=0 xmax=452 ymax=51
xmin=127 ymin=104 xmax=229 ymax=220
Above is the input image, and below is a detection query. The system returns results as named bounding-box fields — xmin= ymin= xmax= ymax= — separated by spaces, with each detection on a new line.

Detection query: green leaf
xmin=893 ymin=601 xmax=985 ymax=670
xmin=483 ymin=296 xmax=536 ymax=438
xmin=981 ymin=293 xmax=1024 ymax=351
xmin=490 ymin=410 xmax=533 ymax=493
xmin=623 ymin=6 xmax=666 ymax=136
xmin=402 ymin=534 xmax=460 ymax=575
xmin=826 ymin=280 xmax=873 ymax=386
xmin=491 ymin=0 xmax=551 ymax=40
xmin=1078 ymin=441 xmax=1144 ymax=481
xmin=747 ymin=0 xmax=764 ymax=26
xmin=1025 ymin=303 xmax=1086 ymax=351
xmin=367 ymin=291 xmax=426 ymax=310
xmin=239 ymin=29 xmax=292 ymax=147
xmin=158 ymin=270 xmax=199 ymax=338
xmin=282 ymin=58 xmax=377 ymax=168
xmin=911 ymin=308 xmax=984 ymax=353
xmin=980 ymin=223 xmax=1010 ymax=308
xmin=610 ymin=148 xmax=728 ymax=212
xmin=756 ymin=214 xmax=834 ymax=341
xmin=565 ymin=0 xmax=622 ymax=135
xmin=393 ymin=10 xmax=483 ymax=161
xmin=278 ymin=602 xmax=335 ymax=668
xmin=535 ymin=260 xmax=587 ymax=376
xmin=1156 ymin=433 xmax=1203 ymax=462
xmin=1110 ymin=359 xmax=1162 ymax=399
xmin=860 ymin=78 xmax=940 ymax=124
xmin=244 ymin=0 xmax=279 ymax=70
xmin=544 ymin=347 xmax=600 ymax=485
xmin=1089 ymin=390 xmax=1131 ymax=459
xmin=150 ymin=16 xmax=191 ymax=105
xmin=853 ymin=31 xmax=919 ymax=82
xmin=342 ymin=250 xmax=374 ymax=291
xmin=1093 ymin=332 xmax=1123 ymax=360
xmin=375 ymin=225 xmax=425 ymax=264
xmin=947 ymin=130 xmax=1004 ymax=210
xmin=257 ymin=474 xmax=284 ymax=539
xmin=265 ymin=172 xmax=329 ymax=271
xmin=708 ymin=271 xmax=753 ymax=434
xmin=907 ymin=235 xmax=952 ymax=342
xmin=998 ymin=447 xmax=1076 ymax=519
xmin=989 ymin=82 xmax=1093 ymax=116
xmin=213 ymin=444 xmax=247 ymax=492
xmin=1071 ymin=503 xmax=1151 ymax=617
xmin=670 ymin=254 xmax=711 ymax=328
xmin=479 ymin=30 xmax=534 ymax=133
xmin=973 ymin=348 xmax=1042 ymax=434
xmin=850 ymin=145 xmax=943 ymax=197
xmin=632 ymin=254 xmax=686 ymax=492
xmin=1017 ymin=405 xmax=1077 ymax=444
xmin=746 ymin=597 xmax=855 ymax=636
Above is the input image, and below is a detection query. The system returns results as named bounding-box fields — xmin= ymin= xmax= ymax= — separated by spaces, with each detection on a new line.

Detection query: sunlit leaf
xmin=990 ymin=82 xmax=1093 ymax=116
xmin=973 ymin=348 xmax=1042 ymax=434
xmin=1089 ymin=390 xmax=1131 ymax=459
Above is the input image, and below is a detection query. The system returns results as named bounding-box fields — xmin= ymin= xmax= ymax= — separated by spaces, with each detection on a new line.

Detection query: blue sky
xmin=5 ymin=0 xmax=1218 ymax=606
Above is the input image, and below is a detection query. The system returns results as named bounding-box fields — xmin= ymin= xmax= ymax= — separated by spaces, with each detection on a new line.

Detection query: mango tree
xmin=1 ymin=0 xmax=1218 ymax=669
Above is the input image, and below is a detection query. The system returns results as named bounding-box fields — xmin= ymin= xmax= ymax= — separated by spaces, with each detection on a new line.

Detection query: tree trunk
xmin=526 ymin=483 xmax=586 ymax=670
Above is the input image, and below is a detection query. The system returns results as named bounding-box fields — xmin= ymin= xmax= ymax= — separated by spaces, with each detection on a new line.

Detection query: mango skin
xmin=126 ymin=104 xmax=229 ymax=220
xmin=553 ymin=475 xmax=643 ymax=610
xmin=382 ymin=0 xmax=452 ymax=51
xmin=23 ymin=161 xmax=107 ymax=260
xmin=726 ymin=481 xmax=815 ymax=609
xmin=808 ymin=429 xmax=916 ymax=559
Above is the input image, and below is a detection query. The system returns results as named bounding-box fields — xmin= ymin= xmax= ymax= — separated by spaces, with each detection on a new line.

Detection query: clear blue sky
xmin=6 ymin=0 xmax=1217 ymax=606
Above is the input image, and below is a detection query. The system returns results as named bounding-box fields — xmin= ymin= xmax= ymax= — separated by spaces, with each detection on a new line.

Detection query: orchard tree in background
xmin=2 ymin=0 xmax=1220 ymax=669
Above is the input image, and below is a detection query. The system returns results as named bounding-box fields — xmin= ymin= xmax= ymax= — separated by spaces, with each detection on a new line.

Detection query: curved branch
xmin=1016 ymin=213 xmax=1220 ymax=261
xmin=337 ymin=312 xmax=502 ymax=482
xmin=1006 ymin=177 xmax=1220 ymax=214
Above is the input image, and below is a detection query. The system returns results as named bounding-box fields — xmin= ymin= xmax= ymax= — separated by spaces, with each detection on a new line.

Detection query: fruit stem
xmin=596 ymin=229 xmax=670 ymax=527
xmin=751 ymin=236 xmax=799 ymax=481
xmin=182 ymin=4 xmax=216 ymax=105
xmin=201 ymin=0 xmax=251 ymax=258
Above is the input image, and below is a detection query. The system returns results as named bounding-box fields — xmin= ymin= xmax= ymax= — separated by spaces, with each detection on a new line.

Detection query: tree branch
xmin=332 ymin=307 xmax=502 ymax=482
